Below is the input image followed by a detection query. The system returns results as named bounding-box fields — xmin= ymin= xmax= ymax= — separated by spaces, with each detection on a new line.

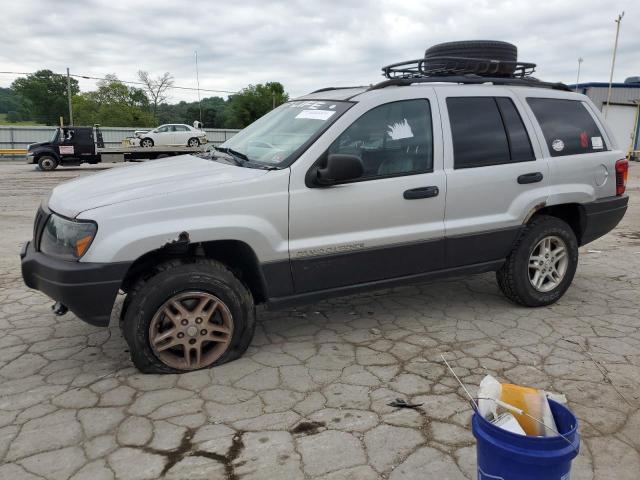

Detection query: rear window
xmin=526 ymin=98 xmax=607 ymax=157
xmin=447 ymin=97 xmax=534 ymax=169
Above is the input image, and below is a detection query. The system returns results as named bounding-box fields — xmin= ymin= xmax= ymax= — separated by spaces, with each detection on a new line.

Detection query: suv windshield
xmin=218 ymin=100 xmax=352 ymax=166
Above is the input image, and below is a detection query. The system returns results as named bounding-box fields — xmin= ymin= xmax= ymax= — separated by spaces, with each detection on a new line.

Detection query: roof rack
xmin=368 ymin=74 xmax=571 ymax=92
xmin=382 ymin=57 xmax=536 ymax=79
xmin=375 ymin=55 xmax=571 ymax=92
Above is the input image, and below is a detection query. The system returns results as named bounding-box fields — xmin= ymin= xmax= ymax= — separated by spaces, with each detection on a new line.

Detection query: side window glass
xmin=448 ymin=97 xmax=510 ymax=168
xmin=157 ymin=126 xmax=169 ymax=133
xmin=496 ymin=98 xmax=535 ymax=162
xmin=526 ymin=98 xmax=607 ymax=156
xmin=447 ymin=97 xmax=535 ymax=168
xmin=328 ymin=99 xmax=433 ymax=180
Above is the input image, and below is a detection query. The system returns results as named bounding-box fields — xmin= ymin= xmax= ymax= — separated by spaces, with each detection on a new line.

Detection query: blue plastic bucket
xmin=472 ymin=399 xmax=580 ymax=480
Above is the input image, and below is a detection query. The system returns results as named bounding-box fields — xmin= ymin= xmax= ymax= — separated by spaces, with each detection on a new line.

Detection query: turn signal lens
xmin=615 ymin=159 xmax=629 ymax=196
xmin=75 ymin=235 xmax=94 ymax=258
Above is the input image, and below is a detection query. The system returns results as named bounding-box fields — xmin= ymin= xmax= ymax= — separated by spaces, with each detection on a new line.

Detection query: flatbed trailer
xmin=26 ymin=125 xmax=208 ymax=171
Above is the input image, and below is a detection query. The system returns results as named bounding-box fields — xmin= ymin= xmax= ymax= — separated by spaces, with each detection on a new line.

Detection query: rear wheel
xmin=187 ymin=137 xmax=200 ymax=147
xmin=37 ymin=156 xmax=58 ymax=171
xmin=140 ymin=138 xmax=154 ymax=148
xmin=496 ymin=215 xmax=578 ymax=307
xmin=122 ymin=258 xmax=255 ymax=373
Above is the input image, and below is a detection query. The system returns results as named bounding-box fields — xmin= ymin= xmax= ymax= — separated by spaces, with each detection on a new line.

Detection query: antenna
xmin=195 ymin=50 xmax=203 ymax=125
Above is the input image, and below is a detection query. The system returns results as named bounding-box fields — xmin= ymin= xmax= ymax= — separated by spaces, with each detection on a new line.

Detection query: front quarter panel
xmin=77 ymin=168 xmax=291 ymax=264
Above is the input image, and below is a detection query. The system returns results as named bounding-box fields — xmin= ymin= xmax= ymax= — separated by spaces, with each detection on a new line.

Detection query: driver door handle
xmin=404 ymin=186 xmax=439 ymax=200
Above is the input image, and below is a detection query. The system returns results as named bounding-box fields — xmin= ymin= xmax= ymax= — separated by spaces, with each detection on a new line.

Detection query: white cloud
xmin=1 ymin=0 xmax=637 ymax=101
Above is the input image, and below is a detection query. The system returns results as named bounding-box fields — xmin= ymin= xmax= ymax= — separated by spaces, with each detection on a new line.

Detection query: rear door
xmin=173 ymin=125 xmax=190 ymax=145
xmin=437 ymin=87 xmax=550 ymax=267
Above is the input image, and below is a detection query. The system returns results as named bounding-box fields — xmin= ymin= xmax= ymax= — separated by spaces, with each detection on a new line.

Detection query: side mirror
xmin=315 ymin=154 xmax=364 ymax=186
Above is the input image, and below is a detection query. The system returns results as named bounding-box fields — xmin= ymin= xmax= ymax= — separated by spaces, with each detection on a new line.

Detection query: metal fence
xmin=0 ymin=126 xmax=240 ymax=151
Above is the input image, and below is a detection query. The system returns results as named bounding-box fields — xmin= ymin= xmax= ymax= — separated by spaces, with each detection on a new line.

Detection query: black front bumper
xmin=581 ymin=195 xmax=628 ymax=245
xmin=20 ymin=241 xmax=131 ymax=327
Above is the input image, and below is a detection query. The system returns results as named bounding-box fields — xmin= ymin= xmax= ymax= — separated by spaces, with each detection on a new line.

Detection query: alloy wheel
xmin=528 ymin=235 xmax=568 ymax=292
xmin=149 ymin=291 xmax=233 ymax=370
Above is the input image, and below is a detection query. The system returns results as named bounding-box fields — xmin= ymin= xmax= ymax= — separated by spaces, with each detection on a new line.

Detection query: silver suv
xmin=21 ymin=43 xmax=629 ymax=373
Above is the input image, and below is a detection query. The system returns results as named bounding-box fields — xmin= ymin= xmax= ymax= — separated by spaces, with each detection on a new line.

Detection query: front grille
xmin=32 ymin=206 xmax=49 ymax=250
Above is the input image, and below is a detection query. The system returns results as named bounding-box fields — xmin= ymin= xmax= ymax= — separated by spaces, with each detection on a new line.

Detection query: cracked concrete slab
xmin=0 ymin=162 xmax=639 ymax=479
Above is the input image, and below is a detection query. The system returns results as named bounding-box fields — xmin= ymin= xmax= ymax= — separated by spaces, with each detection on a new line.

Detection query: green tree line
xmin=1 ymin=70 xmax=288 ymax=129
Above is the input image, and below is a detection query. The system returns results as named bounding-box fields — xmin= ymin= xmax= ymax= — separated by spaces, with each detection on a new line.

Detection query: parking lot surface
xmin=1 ymin=161 xmax=639 ymax=480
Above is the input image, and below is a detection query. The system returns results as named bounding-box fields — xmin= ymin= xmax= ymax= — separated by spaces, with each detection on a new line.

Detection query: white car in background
xmin=136 ymin=124 xmax=207 ymax=148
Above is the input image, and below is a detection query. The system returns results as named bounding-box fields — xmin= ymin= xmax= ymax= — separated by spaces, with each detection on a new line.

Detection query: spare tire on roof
xmin=423 ymin=40 xmax=518 ymax=76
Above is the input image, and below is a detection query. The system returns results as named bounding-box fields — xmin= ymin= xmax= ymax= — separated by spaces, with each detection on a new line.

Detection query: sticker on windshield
xmin=591 ymin=136 xmax=604 ymax=149
xmin=551 ymin=139 xmax=565 ymax=152
xmin=387 ymin=119 xmax=414 ymax=140
xmin=296 ymin=109 xmax=336 ymax=121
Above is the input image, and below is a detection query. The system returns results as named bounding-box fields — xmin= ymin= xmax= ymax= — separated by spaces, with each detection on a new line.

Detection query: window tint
xmin=329 ymin=99 xmax=433 ymax=180
xmin=156 ymin=126 xmax=169 ymax=133
xmin=527 ymin=98 xmax=606 ymax=156
xmin=174 ymin=125 xmax=189 ymax=131
xmin=447 ymin=97 xmax=534 ymax=169
xmin=496 ymin=98 xmax=535 ymax=162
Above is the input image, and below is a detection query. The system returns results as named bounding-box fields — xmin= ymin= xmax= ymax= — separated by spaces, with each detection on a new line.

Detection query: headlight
xmin=40 ymin=214 xmax=97 ymax=260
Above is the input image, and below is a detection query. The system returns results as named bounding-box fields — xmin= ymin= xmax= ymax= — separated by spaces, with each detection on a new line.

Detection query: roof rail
xmin=366 ymin=75 xmax=572 ymax=92
xmin=310 ymin=86 xmax=367 ymax=94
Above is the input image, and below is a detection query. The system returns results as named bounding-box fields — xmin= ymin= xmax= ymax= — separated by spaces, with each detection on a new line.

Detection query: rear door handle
xmin=403 ymin=186 xmax=439 ymax=200
xmin=517 ymin=172 xmax=543 ymax=184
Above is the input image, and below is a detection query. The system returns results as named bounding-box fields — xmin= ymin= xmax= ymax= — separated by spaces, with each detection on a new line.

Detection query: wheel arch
xmin=526 ymin=203 xmax=586 ymax=245
xmin=120 ymin=239 xmax=269 ymax=304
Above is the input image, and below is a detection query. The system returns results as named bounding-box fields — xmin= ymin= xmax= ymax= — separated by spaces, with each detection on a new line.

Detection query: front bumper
xmin=581 ymin=195 xmax=628 ymax=245
xmin=20 ymin=241 xmax=131 ymax=327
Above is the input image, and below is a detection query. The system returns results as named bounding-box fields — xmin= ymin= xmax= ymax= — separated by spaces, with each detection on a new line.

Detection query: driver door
xmin=288 ymin=96 xmax=447 ymax=294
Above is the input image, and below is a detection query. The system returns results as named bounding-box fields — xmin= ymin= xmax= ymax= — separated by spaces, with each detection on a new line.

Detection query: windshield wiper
xmin=214 ymin=146 xmax=249 ymax=165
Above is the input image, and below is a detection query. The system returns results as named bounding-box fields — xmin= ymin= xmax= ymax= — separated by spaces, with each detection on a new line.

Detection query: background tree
xmin=137 ymin=71 xmax=174 ymax=120
xmin=224 ymin=82 xmax=288 ymax=128
xmin=72 ymin=74 xmax=154 ymax=127
xmin=0 ymin=87 xmax=31 ymax=122
xmin=11 ymin=70 xmax=79 ymax=125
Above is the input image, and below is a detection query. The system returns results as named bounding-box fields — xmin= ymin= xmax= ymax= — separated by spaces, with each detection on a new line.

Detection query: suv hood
xmin=48 ymin=155 xmax=269 ymax=218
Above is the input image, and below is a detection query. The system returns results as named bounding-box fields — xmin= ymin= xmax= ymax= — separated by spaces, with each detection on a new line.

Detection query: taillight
xmin=615 ymin=159 xmax=629 ymax=196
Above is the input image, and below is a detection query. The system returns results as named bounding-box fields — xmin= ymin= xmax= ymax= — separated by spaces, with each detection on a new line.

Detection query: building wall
xmin=583 ymin=86 xmax=640 ymax=109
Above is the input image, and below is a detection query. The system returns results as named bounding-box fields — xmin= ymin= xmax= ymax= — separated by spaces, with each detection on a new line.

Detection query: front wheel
xmin=187 ymin=137 xmax=200 ymax=147
xmin=140 ymin=138 xmax=154 ymax=148
xmin=122 ymin=259 xmax=255 ymax=373
xmin=496 ymin=215 xmax=578 ymax=307
xmin=38 ymin=156 xmax=58 ymax=171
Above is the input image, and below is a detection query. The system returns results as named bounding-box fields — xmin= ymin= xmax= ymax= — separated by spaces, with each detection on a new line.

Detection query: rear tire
xmin=496 ymin=215 xmax=578 ymax=307
xmin=122 ymin=258 xmax=255 ymax=374
xmin=37 ymin=156 xmax=58 ymax=171
xmin=140 ymin=138 xmax=154 ymax=148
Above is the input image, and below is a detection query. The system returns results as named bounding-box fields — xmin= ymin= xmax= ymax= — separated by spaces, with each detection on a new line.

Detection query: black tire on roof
xmin=424 ymin=40 xmax=518 ymax=76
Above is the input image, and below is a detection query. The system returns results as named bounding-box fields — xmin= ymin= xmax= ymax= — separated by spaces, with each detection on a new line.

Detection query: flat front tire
xmin=122 ymin=258 xmax=255 ymax=374
xmin=497 ymin=215 xmax=578 ymax=307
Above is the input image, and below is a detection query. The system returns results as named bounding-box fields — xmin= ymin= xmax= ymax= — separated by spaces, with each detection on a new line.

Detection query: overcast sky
xmin=1 ymin=0 xmax=637 ymax=103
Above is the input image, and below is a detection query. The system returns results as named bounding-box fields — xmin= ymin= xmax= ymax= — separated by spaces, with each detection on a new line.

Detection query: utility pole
xmin=604 ymin=11 xmax=624 ymax=118
xmin=66 ymin=67 xmax=73 ymax=125
xmin=272 ymin=91 xmax=276 ymax=110
xmin=195 ymin=51 xmax=203 ymax=125
xmin=575 ymin=57 xmax=583 ymax=92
